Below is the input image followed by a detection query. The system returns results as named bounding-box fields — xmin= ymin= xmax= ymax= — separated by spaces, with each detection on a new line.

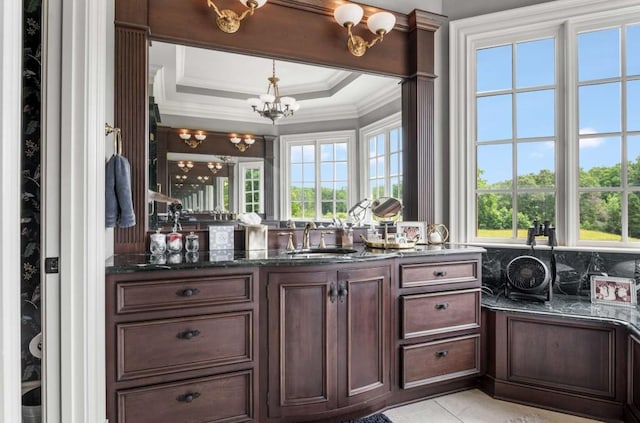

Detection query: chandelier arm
xmin=206 ymin=0 xmax=224 ymax=18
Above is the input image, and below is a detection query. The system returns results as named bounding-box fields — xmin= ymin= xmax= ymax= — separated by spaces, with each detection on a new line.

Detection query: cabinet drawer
xmin=117 ymin=370 xmax=253 ymax=423
xmin=401 ymin=289 xmax=480 ymax=338
xmin=401 ymin=335 xmax=480 ymax=389
xmin=116 ymin=274 xmax=253 ymax=314
xmin=117 ymin=312 xmax=252 ymax=381
xmin=400 ymin=260 xmax=478 ymax=288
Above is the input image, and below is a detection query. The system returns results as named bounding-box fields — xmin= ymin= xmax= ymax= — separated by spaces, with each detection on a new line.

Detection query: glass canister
xmin=185 ymin=232 xmax=199 ymax=252
xmin=150 ymin=229 xmax=166 ymax=255
xmin=341 ymin=227 xmax=354 ymax=248
xmin=166 ymin=231 xmax=183 ymax=253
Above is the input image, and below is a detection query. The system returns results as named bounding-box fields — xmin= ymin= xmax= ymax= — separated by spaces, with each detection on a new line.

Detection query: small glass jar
xmin=150 ymin=229 xmax=166 ymax=255
xmin=166 ymin=231 xmax=183 ymax=253
xmin=185 ymin=232 xmax=199 ymax=252
xmin=341 ymin=228 xmax=353 ymax=248
xmin=167 ymin=253 xmax=182 ymax=264
xmin=185 ymin=251 xmax=199 ymax=263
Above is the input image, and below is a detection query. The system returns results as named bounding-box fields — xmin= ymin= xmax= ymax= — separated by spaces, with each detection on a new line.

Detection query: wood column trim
xmin=263 ymin=135 xmax=277 ymax=221
xmin=114 ymin=25 xmax=149 ymax=253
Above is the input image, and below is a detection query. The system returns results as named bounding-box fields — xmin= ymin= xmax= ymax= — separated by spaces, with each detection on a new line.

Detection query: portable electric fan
xmin=505 ymin=220 xmax=557 ymax=302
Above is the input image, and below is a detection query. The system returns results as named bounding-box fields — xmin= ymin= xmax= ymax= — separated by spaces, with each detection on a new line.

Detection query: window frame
xmin=279 ymin=130 xmax=357 ymax=221
xmin=450 ymin=0 xmax=640 ymax=249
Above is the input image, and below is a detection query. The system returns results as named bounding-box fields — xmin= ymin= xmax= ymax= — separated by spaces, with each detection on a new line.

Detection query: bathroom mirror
xmin=147 ymin=40 xmax=402 ymax=226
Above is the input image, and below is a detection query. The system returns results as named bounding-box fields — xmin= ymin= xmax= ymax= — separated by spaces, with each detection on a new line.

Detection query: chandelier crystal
xmin=247 ymin=60 xmax=300 ymax=124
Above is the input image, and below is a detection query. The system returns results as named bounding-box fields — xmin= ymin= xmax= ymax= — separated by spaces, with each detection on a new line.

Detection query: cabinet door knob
xmin=433 ymin=270 xmax=447 ymax=277
xmin=177 ymin=329 xmax=201 ymax=340
xmin=338 ymin=282 xmax=348 ymax=303
xmin=329 ymin=282 xmax=338 ymax=304
xmin=435 ymin=303 xmax=449 ymax=310
xmin=435 ymin=350 xmax=449 ymax=358
xmin=177 ymin=392 xmax=201 ymax=403
xmin=177 ymin=288 xmax=200 ymax=297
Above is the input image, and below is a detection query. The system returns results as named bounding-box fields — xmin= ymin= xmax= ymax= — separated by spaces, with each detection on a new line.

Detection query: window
xmin=360 ymin=113 xmax=403 ymax=201
xmin=280 ymin=131 xmax=356 ymax=221
xmin=238 ymin=162 xmax=263 ymax=213
xmin=451 ymin=1 xmax=640 ymax=248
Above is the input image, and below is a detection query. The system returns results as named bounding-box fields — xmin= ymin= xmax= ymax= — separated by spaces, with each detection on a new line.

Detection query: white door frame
xmin=0 ymin=0 xmax=24 ymax=422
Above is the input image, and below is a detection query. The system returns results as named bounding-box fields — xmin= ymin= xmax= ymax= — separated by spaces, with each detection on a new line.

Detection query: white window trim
xmin=238 ymin=161 xmax=264 ymax=214
xmin=450 ymin=0 xmax=640 ymax=246
xmin=359 ymin=112 xmax=402 ymax=200
xmin=280 ymin=130 xmax=356 ymax=221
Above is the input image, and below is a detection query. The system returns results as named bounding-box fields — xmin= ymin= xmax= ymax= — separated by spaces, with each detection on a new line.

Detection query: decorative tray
xmin=359 ymin=234 xmax=417 ymax=249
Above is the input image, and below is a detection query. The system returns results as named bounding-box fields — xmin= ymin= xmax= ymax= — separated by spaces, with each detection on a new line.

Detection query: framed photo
xmin=590 ymin=275 xmax=637 ymax=307
xmin=395 ymin=221 xmax=425 ymax=244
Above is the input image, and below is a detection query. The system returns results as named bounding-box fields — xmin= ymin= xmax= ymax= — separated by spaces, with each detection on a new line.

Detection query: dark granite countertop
xmin=482 ymin=291 xmax=640 ymax=337
xmin=105 ymin=243 xmax=486 ymax=274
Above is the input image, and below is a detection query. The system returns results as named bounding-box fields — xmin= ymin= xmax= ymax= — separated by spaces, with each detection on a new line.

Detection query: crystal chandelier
xmin=247 ymin=60 xmax=300 ymax=124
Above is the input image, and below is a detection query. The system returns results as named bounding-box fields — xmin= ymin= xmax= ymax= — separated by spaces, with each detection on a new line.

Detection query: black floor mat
xmin=341 ymin=414 xmax=393 ymax=423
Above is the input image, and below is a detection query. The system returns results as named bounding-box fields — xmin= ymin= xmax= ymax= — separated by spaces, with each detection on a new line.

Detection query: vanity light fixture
xmin=206 ymin=0 xmax=267 ymax=34
xmin=247 ymin=60 xmax=300 ymax=124
xmin=208 ymin=162 xmax=224 ymax=174
xmin=177 ymin=160 xmax=194 ymax=173
xmin=333 ymin=3 xmax=396 ymax=57
xmin=175 ymin=174 xmax=188 ymax=181
xmin=230 ymin=135 xmax=256 ymax=152
xmin=179 ymin=130 xmax=206 ymax=149
xmin=197 ymin=175 xmax=210 ymax=183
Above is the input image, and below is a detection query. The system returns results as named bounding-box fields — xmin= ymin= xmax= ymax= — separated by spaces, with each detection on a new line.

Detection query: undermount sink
xmin=287 ymin=248 xmax=358 ymax=259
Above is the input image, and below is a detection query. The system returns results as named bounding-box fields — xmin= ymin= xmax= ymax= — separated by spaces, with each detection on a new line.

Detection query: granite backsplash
xmin=481 ymin=246 xmax=640 ymax=297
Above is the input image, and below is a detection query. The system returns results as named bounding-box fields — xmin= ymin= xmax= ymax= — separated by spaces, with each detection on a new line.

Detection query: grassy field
xmin=477 ymin=229 xmax=624 ymax=241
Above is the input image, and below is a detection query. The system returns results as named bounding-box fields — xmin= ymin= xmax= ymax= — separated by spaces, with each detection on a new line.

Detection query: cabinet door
xmin=629 ymin=335 xmax=640 ymax=420
xmin=337 ymin=266 xmax=391 ymax=407
xmin=267 ymin=270 xmax=338 ymax=418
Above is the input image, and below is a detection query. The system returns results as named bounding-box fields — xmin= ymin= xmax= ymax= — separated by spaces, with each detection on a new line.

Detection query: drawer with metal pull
xmin=116 ymin=273 xmax=253 ymax=314
xmin=117 ymin=370 xmax=253 ymax=423
xmin=401 ymin=334 xmax=480 ymax=389
xmin=117 ymin=311 xmax=252 ymax=381
xmin=401 ymin=289 xmax=480 ymax=339
xmin=399 ymin=260 xmax=478 ymax=288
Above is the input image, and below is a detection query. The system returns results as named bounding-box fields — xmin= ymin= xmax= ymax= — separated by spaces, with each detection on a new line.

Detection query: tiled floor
xmin=383 ymin=389 xmax=606 ymax=423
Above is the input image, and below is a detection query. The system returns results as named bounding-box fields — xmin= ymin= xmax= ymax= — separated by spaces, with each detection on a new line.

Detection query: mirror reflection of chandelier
xmin=208 ymin=162 xmax=223 ymax=174
xmin=247 ymin=60 xmax=300 ymax=124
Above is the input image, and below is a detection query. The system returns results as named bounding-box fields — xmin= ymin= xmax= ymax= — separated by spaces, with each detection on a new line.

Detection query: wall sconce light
xmin=197 ymin=175 xmax=210 ymax=183
xmin=175 ymin=174 xmax=188 ymax=181
xmin=206 ymin=0 xmax=267 ymax=34
xmin=179 ymin=130 xmax=207 ymax=149
xmin=230 ymin=135 xmax=256 ymax=152
xmin=208 ymin=162 xmax=224 ymax=174
xmin=177 ymin=160 xmax=194 ymax=173
xmin=334 ymin=3 xmax=396 ymax=57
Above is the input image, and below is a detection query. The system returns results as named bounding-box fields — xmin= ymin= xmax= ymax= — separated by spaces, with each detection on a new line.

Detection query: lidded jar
xmin=185 ymin=232 xmax=199 ymax=252
xmin=150 ymin=229 xmax=166 ymax=255
xmin=166 ymin=231 xmax=183 ymax=253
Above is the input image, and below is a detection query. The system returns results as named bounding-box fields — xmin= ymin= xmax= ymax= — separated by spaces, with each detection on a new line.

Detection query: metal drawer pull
xmin=176 ymin=329 xmax=201 ymax=340
xmin=435 ymin=303 xmax=449 ymax=310
xmin=177 ymin=288 xmax=200 ymax=297
xmin=435 ymin=350 xmax=449 ymax=358
xmin=433 ymin=270 xmax=448 ymax=277
xmin=177 ymin=392 xmax=201 ymax=403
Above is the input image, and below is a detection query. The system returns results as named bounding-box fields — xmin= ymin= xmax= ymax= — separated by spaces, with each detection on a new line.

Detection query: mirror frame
xmin=113 ymin=0 xmax=442 ymax=253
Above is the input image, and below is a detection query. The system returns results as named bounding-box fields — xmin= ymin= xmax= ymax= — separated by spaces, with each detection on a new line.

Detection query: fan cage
xmin=506 ymin=255 xmax=550 ymax=293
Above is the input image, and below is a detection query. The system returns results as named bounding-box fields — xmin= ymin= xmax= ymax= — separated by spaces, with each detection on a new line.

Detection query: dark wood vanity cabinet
xmin=106 ymin=267 xmax=259 ymax=423
xmin=483 ymin=310 xmax=627 ymax=421
xmin=264 ymin=265 xmax=391 ymax=420
xmin=628 ymin=335 xmax=640 ymax=422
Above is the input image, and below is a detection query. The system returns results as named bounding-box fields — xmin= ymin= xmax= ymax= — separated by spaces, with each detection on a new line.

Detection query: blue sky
xmin=476 ymin=25 xmax=640 ymax=186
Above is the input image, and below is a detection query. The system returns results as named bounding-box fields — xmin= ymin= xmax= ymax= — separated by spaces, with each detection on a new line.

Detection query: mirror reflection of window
xmin=239 ymin=162 xmax=263 ymax=213
xmin=282 ymin=130 xmax=356 ymax=221
xmin=361 ymin=113 xmax=403 ymax=201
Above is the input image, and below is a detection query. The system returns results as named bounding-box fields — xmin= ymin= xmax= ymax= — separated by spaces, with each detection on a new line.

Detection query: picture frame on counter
xmin=590 ymin=275 xmax=637 ymax=308
xmin=395 ymin=221 xmax=426 ymax=244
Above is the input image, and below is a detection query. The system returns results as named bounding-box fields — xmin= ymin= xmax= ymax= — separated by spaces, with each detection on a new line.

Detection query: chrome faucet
xmin=302 ymin=222 xmax=317 ymax=249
